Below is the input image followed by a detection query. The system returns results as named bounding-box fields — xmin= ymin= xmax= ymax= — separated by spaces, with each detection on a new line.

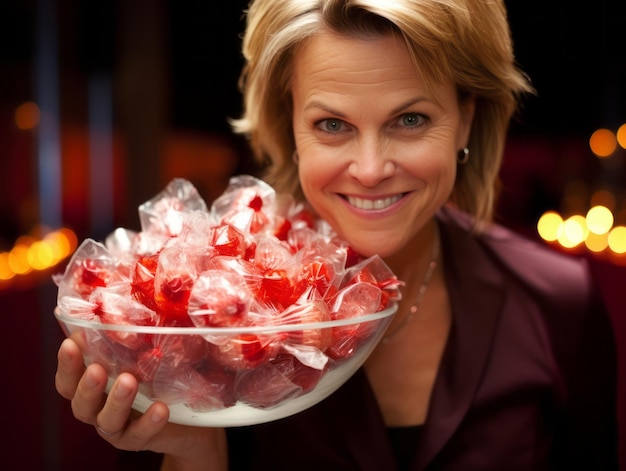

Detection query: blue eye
xmin=400 ymin=113 xmax=425 ymax=127
xmin=317 ymin=118 xmax=344 ymax=133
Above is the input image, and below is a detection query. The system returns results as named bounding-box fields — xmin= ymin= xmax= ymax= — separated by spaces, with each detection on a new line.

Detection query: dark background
xmin=1 ymin=1 xmax=625 ymax=470
xmin=2 ymin=1 xmax=626 ymax=137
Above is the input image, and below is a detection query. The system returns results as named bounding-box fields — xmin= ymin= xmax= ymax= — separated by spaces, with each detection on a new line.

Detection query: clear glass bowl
xmin=54 ymin=303 xmax=396 ymax=427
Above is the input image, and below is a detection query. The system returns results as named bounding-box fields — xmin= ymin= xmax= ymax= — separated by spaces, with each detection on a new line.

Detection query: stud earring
xmin=457 ymin=147 xmax=469 ymax=164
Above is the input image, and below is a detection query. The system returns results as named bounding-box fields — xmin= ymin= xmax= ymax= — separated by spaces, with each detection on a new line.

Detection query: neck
xmin=383 ymin=219 xmax=439 ymax=280
xmin=380 ymin=221 xmax=441 ymax=344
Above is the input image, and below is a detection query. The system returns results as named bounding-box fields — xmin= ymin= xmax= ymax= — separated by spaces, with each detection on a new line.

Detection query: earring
xmin=292 ymin=150 xmax=299 ymax=165
xmin=457 ymin=147 xmax=469 ymax=164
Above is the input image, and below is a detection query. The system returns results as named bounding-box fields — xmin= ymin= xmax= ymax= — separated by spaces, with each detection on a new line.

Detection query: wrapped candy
xmin=54 ymin=175 xmax=401 ymax=414
xmin=208 ymin=223 xmax=252 ymax=259
xmin=90 ymin=287 xmax=156 ymax=349
xmin=152 ymin=363 xmax=236 ymax=412
xmin=211 ymin=174 xmax=276 ymax=234
xmin=131 ymin=253 xmax=160 ymax=312
xmin=208 ymin=331 xmax=282 ymax=370
xmin=54 ymin=238 xmax=123 ymax=301
xmin=187 ymin=270 xmax=252 ymax=329
xmin=340 ymin=255 xmax=403 ymax=311
xmin=139 ymin=177 xmax=209 ymax=238
xmin=153 ymin=244 xmax=209 ymax=325
xmin=272 ymin=287 xmax=332 ymax=369
xmin=234 ymin=354 xmax=324 ymax=409
xmin=252 ymin=237 xmax=298 ymax=309
xmin=327 ymin=282 xmax=383 ymax=360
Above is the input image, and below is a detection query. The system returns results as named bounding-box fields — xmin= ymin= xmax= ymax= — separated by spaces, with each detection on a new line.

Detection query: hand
xmin=55 ymin=338 xmax=228 ymax=470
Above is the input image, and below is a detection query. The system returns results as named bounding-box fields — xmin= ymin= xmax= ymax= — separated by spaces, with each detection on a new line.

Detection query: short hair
xmin=232 ymin=0 xmax=534 ymax=226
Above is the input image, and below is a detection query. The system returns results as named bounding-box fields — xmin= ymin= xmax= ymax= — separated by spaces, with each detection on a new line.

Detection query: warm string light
xmin=537 ymin=124 xmax=626 ymax=262
xmin=537 ymin=123 xmax=626 ymax=263
xmin=7 ymin=102 xmax=76 ymax=287
xmin=0 ymin=227 xmax=77 ymax=287
xmin=589 ymin=123 xmax=626 ymax=157
xmin=538 ymin=207 xmax=625 ymax=256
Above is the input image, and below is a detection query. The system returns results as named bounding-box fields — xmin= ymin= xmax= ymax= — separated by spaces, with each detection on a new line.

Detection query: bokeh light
xmin=586 ymin=205 xmax=614 ymax=235
xmin=608 ymin=226 xmax=626 ymax=254
xmin=0 ymin=253 xmax=15 ymax=281
xmin=539 ymin=204 xmax=626 ymax=257
xmin=617 ymin=123 xmax=626 ymax=149
xmin=557 ymin=215 xmax=588 ymax=248
xmin=589 ymin=128 xmax=617 ymax=158
xmin=14 ymin=102 xmax=40 ymax=130
xmin=0 ymin=227 xmax=77 ymax=286
xmin=8 ymin=244 xmax=32 ymax=275
xmin=585 ymin=232 xmax=609 ymax=253
xmin=537 ymin=211 xmax=563 ymax=242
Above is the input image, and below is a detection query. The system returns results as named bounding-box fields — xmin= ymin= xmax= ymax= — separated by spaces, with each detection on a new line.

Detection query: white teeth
xmin=347 ymin=194 xmax=401 ymax=210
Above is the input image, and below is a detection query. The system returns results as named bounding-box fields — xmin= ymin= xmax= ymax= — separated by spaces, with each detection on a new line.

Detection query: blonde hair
xmin=232 ymin=0 xmax=533 ymax=225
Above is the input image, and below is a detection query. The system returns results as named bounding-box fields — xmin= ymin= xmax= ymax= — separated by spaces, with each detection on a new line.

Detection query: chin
xmin=345 ymin=238 xmax=400 ymax=260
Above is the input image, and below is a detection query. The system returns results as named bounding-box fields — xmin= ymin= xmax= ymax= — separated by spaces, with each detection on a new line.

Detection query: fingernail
xmin=151 ymin=409 xmax=166 ymax=424
xmin=60 ymin=340 xmax=74 ymax=361
xmin=115 ymin=381 xmax=132 ymax=399
xmin=85 ymin=369 xmax=99 ymax=389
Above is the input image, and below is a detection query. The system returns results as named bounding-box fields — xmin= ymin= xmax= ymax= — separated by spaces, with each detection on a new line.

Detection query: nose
xmin=347 ymin=139 xmax=396 ymax=187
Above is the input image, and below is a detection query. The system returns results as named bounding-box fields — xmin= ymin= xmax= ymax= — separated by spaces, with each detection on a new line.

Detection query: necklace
xmin=381 ymin=228 xmax=440 ymax=344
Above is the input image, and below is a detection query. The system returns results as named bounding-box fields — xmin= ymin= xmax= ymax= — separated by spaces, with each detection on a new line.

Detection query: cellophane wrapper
xmin=54 ymin=175 xmax=401 ymax=414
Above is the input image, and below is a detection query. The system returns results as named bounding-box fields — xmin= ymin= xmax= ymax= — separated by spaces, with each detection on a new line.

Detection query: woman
xmin=55 ymin=0 xmax=618 ymax=469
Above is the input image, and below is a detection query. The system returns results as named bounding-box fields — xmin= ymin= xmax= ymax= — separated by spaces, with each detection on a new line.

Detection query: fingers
xmin=94 ymin=384 xmax=170 ymax=452
xmin=93 ymin=372 xmax=137 ymax=439
xmin=70 ymin=362 xmax=109 ymax=425
xmin=55 ymin=338 xmax=86 ymax=400
xmin=91 ymin=373 xmax=170 ymax=451
xmin=55 ymin=339 xmax=173 ymax=452
xmin=110 ymin=401 xmax=170 ymax=451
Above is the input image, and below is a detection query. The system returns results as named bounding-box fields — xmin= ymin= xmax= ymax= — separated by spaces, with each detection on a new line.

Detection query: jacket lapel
xmin=414 ymin=209 xmax=507 ymax=469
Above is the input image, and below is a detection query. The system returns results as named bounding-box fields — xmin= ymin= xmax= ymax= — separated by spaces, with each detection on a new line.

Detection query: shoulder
xmin=437 ymin=205 xmax=593 ymax=309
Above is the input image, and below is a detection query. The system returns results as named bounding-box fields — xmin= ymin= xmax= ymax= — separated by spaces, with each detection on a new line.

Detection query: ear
xmin=457 ymin=94 xmax=476 ymax=148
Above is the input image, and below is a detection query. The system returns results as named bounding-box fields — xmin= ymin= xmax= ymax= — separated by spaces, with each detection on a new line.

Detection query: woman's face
xmin=291 ymin=30 xmax=474 ymax=258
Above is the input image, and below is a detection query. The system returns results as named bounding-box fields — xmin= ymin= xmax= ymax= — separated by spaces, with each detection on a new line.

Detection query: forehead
xmin=293 ymin=30 xmax=417 ymax=82
xmin=291 ymin=29 xmax=454 ymax=105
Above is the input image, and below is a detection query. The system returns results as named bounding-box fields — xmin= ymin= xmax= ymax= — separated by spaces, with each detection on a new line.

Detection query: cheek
xmin=401 ymin=141 xmax=457 ymax=183
xmin=298 ymin=154 xmax=334 ymax=199
xmin=431 ymin=156 xmax=458 ymax=197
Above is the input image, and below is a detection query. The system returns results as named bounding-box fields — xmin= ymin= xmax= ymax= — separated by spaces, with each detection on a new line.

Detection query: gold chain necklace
xmin=381 ymin=228 xmax=440 ymax=344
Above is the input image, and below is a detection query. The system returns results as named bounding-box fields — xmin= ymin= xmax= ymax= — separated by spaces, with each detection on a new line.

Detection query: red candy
xmin=54 ymin=175 xmax=401 ymax=412
xmin=327 ymin=282 xmax=384 ymax=360
xmin=209 ymin=224 xmax=249 ymax=258
xmin=235 ymin=354 xmax=324 ymax=408
xmin=188 ymin=270 xmax=251 ymax=328
xmin=208 ymin=333 xmax=280 ymax=370
xmin=131 ymin=253 xmax=160 ymax=312
xmin=275 ymin=291 xmax=332 ymax=354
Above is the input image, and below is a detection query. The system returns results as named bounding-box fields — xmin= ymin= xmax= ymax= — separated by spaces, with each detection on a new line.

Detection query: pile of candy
xmin=54 ymin=175 xmax=401 ymax=411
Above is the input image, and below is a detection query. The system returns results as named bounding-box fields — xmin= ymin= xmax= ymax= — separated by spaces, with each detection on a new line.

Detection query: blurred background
xmin=0 ymin=0 xmax=624 ymax=469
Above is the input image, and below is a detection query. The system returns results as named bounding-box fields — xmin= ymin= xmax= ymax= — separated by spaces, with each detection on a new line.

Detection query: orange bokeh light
xmin=617 ymin=123 xmax=626 ymax=149
xmin=14 ymin=102 xmax=40 ymax=130
xmin=0 ymin=228 xmax=77 ymax=286
xmin=589 ymin=128 xmax=617 ymax=158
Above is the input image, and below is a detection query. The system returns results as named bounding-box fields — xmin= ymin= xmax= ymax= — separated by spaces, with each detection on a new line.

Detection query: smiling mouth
xmin=345 ymin=194 xmax=403 ymax=210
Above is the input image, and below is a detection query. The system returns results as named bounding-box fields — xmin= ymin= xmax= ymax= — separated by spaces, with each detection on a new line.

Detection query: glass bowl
xmin=54 ymin=303 xmax=396 ymax=427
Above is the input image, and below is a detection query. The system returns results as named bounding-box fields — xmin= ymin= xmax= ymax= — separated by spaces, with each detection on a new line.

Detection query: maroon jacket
xmin=227 ymin=207 xmax=618 ymax=470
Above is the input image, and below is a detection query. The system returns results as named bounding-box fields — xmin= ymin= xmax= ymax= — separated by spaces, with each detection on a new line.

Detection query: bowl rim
xmin=54 ymin=302 xmax=398 ymax=335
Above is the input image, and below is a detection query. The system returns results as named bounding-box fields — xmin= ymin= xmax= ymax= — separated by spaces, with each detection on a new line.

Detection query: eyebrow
xmin=390 ymin=97 xmax=429 ymax=115
xmin=304 ymin=96 xmax=429 ymax=117
xmin=303 ymin=101 xmax=347 ymax=117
